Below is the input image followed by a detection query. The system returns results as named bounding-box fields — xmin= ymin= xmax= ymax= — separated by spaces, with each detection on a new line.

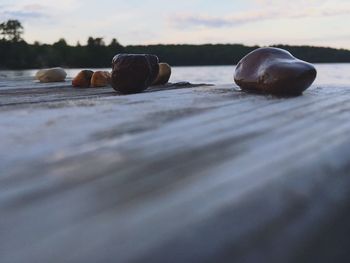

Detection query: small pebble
xmin=35 ymin=67 xmax=67 ymax=83
xmin=91 ymin=71 xmax=111 ymax=87
xmin=72 ymin=70 xmax=94 ymax=88
xmin=152 ymin=63 xmax=171 ymax=86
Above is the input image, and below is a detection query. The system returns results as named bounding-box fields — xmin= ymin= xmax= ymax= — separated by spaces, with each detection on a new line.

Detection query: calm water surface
xmin=0 ymin=64 xmax=349 ymax=88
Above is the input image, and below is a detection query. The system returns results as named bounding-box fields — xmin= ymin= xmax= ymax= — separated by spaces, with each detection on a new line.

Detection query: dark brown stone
xmin=111 ymin=54 xmax=159 ymax=94
xmin=234 ymin=47 xmax=317 ymax=95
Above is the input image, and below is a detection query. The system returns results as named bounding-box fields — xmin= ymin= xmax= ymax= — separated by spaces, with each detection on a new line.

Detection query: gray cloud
xmin=0 ymin=4 xmax=48 ymax=21
xmin=169 ymin=12 xmax=273 ymax=28
xmin=1 ymin=10 xmax=48 ymax=19
xmin=169 ymin=4 xmax=350 ymax=29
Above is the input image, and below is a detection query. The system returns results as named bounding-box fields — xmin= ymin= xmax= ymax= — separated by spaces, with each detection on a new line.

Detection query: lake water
xmin=0 ymin=64 xmax=349 ymax=88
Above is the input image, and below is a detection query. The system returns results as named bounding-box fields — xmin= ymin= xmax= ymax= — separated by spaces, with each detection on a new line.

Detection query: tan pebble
xmin=152 ymin=63 xmax=171 ymax=86
xmin=35 ymin=67 xmax=67 ymax=83
xmin=91 ymin=71 xmax=111 ymax=87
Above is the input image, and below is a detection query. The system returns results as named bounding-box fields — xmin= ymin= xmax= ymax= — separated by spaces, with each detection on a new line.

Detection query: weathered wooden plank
xmin=1 ymin=82 xmax=350 ymax=263
xmin=0 ymin=82 xmax=209 ymax=107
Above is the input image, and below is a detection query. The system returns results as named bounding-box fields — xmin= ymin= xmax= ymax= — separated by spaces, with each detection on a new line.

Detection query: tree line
xmin=1 ymin=19 xmax=350 ymax=69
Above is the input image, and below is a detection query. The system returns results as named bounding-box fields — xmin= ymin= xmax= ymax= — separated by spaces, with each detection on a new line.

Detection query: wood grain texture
xmin=0 ymin=81 xmax=350 ymax=263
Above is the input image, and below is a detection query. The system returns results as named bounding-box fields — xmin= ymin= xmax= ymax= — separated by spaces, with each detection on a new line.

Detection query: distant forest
xmin=1 ymin=19 xmax=350 ymax=69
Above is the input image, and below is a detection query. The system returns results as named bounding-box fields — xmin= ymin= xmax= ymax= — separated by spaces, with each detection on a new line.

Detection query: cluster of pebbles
xmin=72 ymin=70 xmax=111 ymax=88
xmin=34 ymin=47 xmax=316 ymax=96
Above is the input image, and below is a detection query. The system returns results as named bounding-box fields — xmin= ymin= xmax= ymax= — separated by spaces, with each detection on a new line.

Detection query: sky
xmin=0 ymin=0 xmax=350 ymax=49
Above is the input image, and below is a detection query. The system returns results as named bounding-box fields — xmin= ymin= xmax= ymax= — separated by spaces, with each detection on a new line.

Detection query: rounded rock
xmin=152 ymin=63 xmax=171 ymax=86
xmin=72 ymin=70 xmax=94 ymax=88
xmin=91 ymin=71 xmax=111 ymax=87
xmin=35 ymin=67 xmax=67 ymax=83
xmin=234 ymin=47 xmax=317 ymax=95
xmin=111 ymin=54 xmax=159 ymax=94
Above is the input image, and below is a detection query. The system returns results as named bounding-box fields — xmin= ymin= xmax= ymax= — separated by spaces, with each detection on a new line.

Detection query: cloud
xmin=0 ymin=3 xmax=48 ymax=21
xmin=169 ymin=11 xmax=274 ymax=28
xmin=0 ymin=1 xmax=81 ymax=22
xmin=1 ymin=10 xmax=48 ymax=20
xmin=169 ymin=2 xmax=350 ymax=28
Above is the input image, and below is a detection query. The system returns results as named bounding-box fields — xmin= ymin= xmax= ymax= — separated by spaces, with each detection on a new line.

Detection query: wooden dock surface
xmin=1 ymin=81 xmax=350 ymax=263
